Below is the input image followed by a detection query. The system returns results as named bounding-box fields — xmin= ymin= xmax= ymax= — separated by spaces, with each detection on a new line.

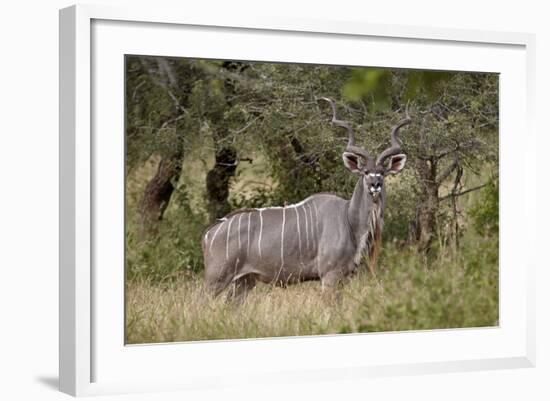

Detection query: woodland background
xmin=124 ymin=56 xmax=499 ymax=343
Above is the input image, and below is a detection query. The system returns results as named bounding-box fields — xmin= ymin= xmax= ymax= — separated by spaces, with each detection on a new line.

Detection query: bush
xmin=126 ymin=187 xmax=207 ymax=283
xmin=469 ymin=179 xmax=499 ymax=235
xmin=347 ymin=230 xmax=499 ymax=334
xmin=125 ymin=229 xmax=499 ymax=343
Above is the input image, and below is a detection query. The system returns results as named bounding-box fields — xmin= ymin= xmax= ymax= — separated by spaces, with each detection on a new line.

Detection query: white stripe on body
xmin=312 ymin=202 xmax=319 ymax=235
xmin=312 ymin=202 xmax=321 ymax=274
xmin=237 ymin=213 xmax=243 ymax=251
xmin=209 ymin=220 xmax=226 ymax=253
xmin=249 ymin=197 xmax=324 ymax=262
xmin=258 ymin=210 xmax=263 ymax=259
xmin=294 ymin=206 xmax=302 ymax=260
xmin=226 ymin=215 xmax=235 ymax=260
xmin=247 ymin=212 xmax=251 ymax=257
xmin=281 ymin=207 xmax=286 ymax=268
xmin=302 ymin=205 xmax=309 ymax=251
xmin=307 ymin=203 xmax=315 ymax=250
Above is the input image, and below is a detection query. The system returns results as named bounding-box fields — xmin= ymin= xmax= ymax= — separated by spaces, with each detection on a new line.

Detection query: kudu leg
xmin=320 ymin=269 xmax=346 ymax=290
xmin=320 ymin=273 xmax=342 ymax=305
xmin=204 ymin=268 xmax=234 ymax=298
xmin=227 ymin=274 xmax=257 ymax=303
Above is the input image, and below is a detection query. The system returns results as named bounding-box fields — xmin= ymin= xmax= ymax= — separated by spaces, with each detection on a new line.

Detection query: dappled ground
xmin=126 ymin=232 xmax=498 ymax=344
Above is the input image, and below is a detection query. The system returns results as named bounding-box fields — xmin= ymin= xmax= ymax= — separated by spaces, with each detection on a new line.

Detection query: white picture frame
xmin=59 ymin=4 xmax=536 ymax=397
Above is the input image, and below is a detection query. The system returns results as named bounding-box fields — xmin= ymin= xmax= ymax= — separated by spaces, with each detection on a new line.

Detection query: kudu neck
xmin=347 ymin=177 xmax=384 ymax=244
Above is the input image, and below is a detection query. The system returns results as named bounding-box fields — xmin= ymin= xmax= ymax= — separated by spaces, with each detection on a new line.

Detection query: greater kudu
xmin=202 ymin=98 xmax=410 ymax=299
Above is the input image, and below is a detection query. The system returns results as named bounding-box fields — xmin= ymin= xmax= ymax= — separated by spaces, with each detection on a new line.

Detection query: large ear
xmin=386 ymin=153 xmax=407 ymax=175
xmin=342 ymin=152 xmax=363 ymax=173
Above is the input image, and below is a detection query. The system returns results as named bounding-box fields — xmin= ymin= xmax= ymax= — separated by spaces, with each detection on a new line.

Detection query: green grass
xmin=125 ymin=152 xmax=498 ymax=344
xmin=125 ymin=230 xmax=498 ymax=344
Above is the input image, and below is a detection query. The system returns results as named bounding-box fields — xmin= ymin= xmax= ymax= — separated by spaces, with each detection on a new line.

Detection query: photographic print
xmin=125 ymin=56 xmax=499 ymax=344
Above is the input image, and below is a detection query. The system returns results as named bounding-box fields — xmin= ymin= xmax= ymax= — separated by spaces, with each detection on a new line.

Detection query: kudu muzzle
xmin=366 ymin=173 xmax=383 ymax=199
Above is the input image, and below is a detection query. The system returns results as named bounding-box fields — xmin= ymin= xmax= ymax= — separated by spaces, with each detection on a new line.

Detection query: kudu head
xmin=320 ymin=97 xmax=410 ymax=202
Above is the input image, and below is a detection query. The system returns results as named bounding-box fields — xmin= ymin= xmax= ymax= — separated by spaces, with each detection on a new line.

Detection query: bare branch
xmin=452 ymin=165 xmax=464 ymax=195
xmin=434 ymin=138 xmax=483 ymax=161
xmin=139 ymin=57 xmax=187 ymax=114
xmin=156 ymin=58 xmax=177 ymax=87
xmin=159 ymin=114 xmax=186 ymax=131
xmin=230 ymin=116 xmax=261 ymax=135
xmin=435 ymin=146 xmax=459 ymax=160
xmin=436 ymin=156 xmax=459 ymax=185
xmin=439 ymin=182 xmax=490 ymax=201
xmin=131 ymin=80 xmax=146 ymax=101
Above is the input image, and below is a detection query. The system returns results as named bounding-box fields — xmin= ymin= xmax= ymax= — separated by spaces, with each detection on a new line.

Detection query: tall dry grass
xmin=125 ymin=149 xmax=498 ymax=344
xmin=126 ymin=232 xmax=498 ymax=344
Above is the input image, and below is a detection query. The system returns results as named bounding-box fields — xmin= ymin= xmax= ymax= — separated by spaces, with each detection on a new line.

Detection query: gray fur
xmin=202 ymin=98 xmax=409 ymax=299
xmin=202 ymin=177 xmax=386 ymax=298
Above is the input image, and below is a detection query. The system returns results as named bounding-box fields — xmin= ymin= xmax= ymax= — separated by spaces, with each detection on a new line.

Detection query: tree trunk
xmin=451 ymin=165 xmax=464 ymax=250
xmin=203 ymin=62 xmax=245 ymax=222
xmin=206 ymin=145 xmax=237 ymax=222
xmin=139 ymin=155 xmax=182 ymax=230
xmin=414 ymin=158 xmax=439 ymax=253
xmin=137 ymin=57 xmax=186 ymax=233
